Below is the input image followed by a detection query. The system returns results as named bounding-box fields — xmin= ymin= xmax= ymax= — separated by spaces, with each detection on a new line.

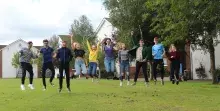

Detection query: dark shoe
xmin=172 ymin=79 xmax=175 ymax=84
xmin=67 ymin=87 xmax=71 ymax=93
xmin=131 ymin=82 xmax=136 ymax=86
xmin=71 ymin=75 xmax=76 ymax=79
xmin=50 ymin=82 xmax=55 ymax=87
xmin=59 ymin=88 xmax=62 ymax=93
xmin=176 ymin=81 xmax=179 ymax=85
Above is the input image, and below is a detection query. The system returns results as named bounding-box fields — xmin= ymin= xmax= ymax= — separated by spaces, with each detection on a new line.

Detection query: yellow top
xmin=87 ymin=40 xmax=100 ymax=63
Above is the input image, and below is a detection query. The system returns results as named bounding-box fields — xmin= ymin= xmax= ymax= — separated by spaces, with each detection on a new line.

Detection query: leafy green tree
xmin=146 ymin=0 xmax=220 ymax=84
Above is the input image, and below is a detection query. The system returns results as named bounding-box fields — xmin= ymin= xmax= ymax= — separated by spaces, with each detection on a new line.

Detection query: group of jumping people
xmin=19 ymin=33 xmax=181 ymax=92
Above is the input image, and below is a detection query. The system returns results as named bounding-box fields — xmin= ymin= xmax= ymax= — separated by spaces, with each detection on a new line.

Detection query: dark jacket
xmin=56 ymin=47 xmax=73 ymax=62
xmin=128 ymin=45 xmax=152 ymax=61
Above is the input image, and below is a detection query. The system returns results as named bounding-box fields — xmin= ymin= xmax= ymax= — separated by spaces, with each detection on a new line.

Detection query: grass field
xmin=0 ymin=79 xmax=220 ymax=111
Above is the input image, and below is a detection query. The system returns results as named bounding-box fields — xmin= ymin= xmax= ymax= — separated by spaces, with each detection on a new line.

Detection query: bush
xmin=195 ymin=63 xmax=207 ymax=79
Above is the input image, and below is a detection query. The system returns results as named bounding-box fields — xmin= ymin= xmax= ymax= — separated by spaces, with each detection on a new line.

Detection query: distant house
xmin=95 ymin=18 xmax=117 ymax=41
xmin=190 ymin=36 xmax=220 ymax=79
xmin=0 ymin=39 xmax=39 ymax=78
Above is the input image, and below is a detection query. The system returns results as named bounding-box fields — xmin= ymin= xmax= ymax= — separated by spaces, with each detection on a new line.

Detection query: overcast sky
xmin=0 ymin=0 xmax=108 ymax=46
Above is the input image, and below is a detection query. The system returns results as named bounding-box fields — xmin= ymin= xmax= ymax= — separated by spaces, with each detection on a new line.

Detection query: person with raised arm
xmin=128 ymin=31 xmax=152 ymax=86
xmin=101 ymin=38 xmax=117 ymax=79
xmin=86 ymin=39 xmax=100 ymax=82
xmin=70 ymin=34 xmax=87 ymax=79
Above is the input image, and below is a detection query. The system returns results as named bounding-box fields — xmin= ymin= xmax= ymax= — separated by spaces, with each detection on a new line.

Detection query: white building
xmin=95 ymin=18 xmax=117 ymax=41
xmin=0 ymin=39 xmax=39 ymax=78
xmin=190 ymin=36 xmax=220 ymax=79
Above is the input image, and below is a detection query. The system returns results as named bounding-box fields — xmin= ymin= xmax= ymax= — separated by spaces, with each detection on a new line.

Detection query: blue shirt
xmin=152 ymin=43 xmax=164 ymax=59
xmin=40 ymin=47 xmax=54 ymax=63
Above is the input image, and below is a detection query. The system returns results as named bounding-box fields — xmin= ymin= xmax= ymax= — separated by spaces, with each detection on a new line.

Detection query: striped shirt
xmin=118 ymin=50 xmax=129 ymax=62
xmin=19 ymin=47 xmax=38 ymax=63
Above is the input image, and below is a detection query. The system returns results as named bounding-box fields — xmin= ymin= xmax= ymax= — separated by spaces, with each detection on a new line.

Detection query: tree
xmin=103 ymin=0 xmax=156 ymax=48
xmin=69 ymin=15 xmax=96 ymax=66
xmin=49 ymin=35 xmax=59 ymax=50
xmin=11 ymin=52 xmax=20 ymax=69
xmin=146 ymin=0 xmax=220 ymax=84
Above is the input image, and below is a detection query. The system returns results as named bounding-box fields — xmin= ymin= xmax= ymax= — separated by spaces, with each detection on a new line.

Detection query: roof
xmin=58 ymin=35 xmax=72 ymax=48
xmin=34 ymin=46 xmax=42 ymax=50
xmin=95 ymin=18 xmax=111 ymax=34
xmin=58 ymin=35 xmax=71 ymax=43
xmin=0 ymin=39 xmax=39 ymax=51
xmin=0 ymin=45 xmax=6 ymax=49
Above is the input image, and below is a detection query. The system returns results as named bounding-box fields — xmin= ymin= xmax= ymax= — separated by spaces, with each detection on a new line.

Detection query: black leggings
xmin=42 ymin=62 xmax=55 ymax=87
xmin=20 ymin=62 xmax=34 ymax=84
xmin=59 ymin=62 xmax=70 ymax=89
xmin=170 ymin=60 xmax=180 ymax=80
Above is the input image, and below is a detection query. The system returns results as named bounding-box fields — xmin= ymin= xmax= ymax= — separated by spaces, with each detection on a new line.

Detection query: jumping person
xmin=40 ymin=39 xmax=56 ymax=91
xmin=102 ymin=38 xmax=117 ymax=79
xmin=168 ymin=44 xmax=180 ymax=85
xmin=129 ymin=39 xmax=152 ymax=86
xmin=19 ymin=41 xmax=38 ymax=90
xmin=118 ymin=43 xmax=130 ymax=86
xmin=71 ymin=41 xmax=87 ymax=79
xmin=55 ymin=41 xmax=73 ymax=93
xmin=152 ymin=37 xmax=165 ymax=85
xmin=87 ymin=39 xmax=100 ymax=82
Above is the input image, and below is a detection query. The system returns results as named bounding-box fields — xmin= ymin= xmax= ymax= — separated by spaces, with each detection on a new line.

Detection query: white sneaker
xmin=92 ymin=78 xmax=94 ymax=83
xmin=120 ymin=81 xmax=123 ymax=87
xmin=127 ymin=81 xmax=130 ymax=86
xmin=43 ymin=86 xmax=46 ymax=91
xmin=21 ymin=85 xmax=25 ymax=90
xmin=28 ymin=84 xmax=35 ymax=90
xmin=145 ymin=82 xmax=149 ymax=87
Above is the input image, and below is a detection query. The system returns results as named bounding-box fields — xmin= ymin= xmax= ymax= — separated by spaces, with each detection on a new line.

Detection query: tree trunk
xmin=208 ymin=39 xmax=217 ymax=84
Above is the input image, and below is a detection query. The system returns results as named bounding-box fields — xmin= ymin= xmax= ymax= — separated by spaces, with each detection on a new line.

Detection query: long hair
xmin=169 ymin=44 xmax=177 ymax=52
xmin=119 ymin=43 xmax=126 ymax=50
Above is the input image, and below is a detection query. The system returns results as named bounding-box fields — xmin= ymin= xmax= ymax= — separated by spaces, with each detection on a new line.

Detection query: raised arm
xmin=86 ymin=40 xmax=91 ymax=51
xmin=71 ymin=42 xmax=76 ymax=50
xmin=96 ymin=41 xmax=101 ymax=51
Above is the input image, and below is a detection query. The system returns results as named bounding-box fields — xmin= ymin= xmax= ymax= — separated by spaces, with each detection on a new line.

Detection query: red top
xmin=169 ymin=51 xmax=180 ymax=61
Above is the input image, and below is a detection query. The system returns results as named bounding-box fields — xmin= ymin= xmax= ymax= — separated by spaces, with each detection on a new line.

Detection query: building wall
xmin=96 ymin=20 xmax=116 ymax=41
xmin=191 ymin=40 xmax=220 ymax=79
xmin=2 ymin=40 xmax=38 ymax=78
xmin=0 ymin=50 xmax=2 ymax=78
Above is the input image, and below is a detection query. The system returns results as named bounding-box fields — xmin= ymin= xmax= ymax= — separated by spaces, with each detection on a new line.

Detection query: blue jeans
xmin=120 ymin=60 xmax=130 ymax=81
xmin=104 ymin=58 xmax=115 ymax=73
xmin=75 ymin=58 xmax=87 ymax=75
xmin=88 ymin=62 xmax=97 ymax=75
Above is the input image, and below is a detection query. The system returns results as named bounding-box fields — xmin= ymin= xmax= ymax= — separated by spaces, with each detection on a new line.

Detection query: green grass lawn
xmin=0 ymin=79 xmax=220 ymax=111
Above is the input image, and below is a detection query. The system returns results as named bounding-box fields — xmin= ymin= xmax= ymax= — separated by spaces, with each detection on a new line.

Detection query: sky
xmin=0 ymin=0 xmax=108 ymax=46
